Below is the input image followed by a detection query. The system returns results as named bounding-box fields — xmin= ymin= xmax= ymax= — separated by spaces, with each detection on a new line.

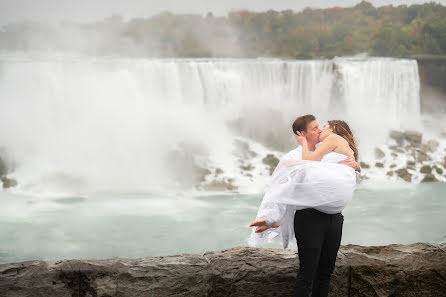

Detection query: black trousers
xmin=292 ymin=208 xmax=343 ymax=297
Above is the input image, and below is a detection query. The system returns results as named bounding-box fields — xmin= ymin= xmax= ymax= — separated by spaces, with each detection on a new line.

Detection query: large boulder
xmin=404 ymin=130 xmax=423 ymax=147
xmin=374 ymin=148 xmax=385 ymax=159
xmin=0 ymin=244 xmax=445 ymax=297
xmin=421 ymin=174 xmax=439 ymax=183
xmin=389 ymin=130 xmax=404 ymax=145
xmin=422 ymin=140 xmax=439 ymax=153
xmin=396 ymin=168 xmax=412 ymax=182
xmin=420 ymin=165 xmax=432 ymax=174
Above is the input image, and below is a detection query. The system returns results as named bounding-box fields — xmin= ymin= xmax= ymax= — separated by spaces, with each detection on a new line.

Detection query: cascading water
xmin=0 ymin=53 xmax=421 ymax=194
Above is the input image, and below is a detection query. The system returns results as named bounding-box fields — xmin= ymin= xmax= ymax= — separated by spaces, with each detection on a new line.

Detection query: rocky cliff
xmin=0 ymin=243 xmax=445 ymax=297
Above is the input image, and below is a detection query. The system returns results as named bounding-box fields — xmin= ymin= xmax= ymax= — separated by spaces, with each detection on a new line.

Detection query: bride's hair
xmin=328 ymin=120 xmax=359 ymax=161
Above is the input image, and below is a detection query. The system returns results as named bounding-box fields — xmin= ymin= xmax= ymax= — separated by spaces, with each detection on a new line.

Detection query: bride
xmin=248 ymin=119 xmax=358 ymax=248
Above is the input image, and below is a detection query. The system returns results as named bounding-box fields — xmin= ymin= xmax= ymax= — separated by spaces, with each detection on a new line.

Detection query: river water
xmin=0 ymin=183 xmax=445 ymax=264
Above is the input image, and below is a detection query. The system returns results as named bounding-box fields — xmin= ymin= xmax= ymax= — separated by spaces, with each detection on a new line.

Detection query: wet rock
xmin=215 ymin=168 xmax=224 ymax=175
xmin=239 ymin=164 xmax=254 ymax=171
xmin=435 ymin=167 xmax=443 ymax=174
xmin=389 ymin=130 xmax=404 ymax=145
xmin=417 ymin=151 xmax=431 ymax=162
xmin=374 ymin=148 xmax=385 ymax=159
xmin=420 ymin=165 xmax=432 ymax=174
xmin=396 ymin=168 xmax=412 ymax=182
xmin=389 ymin=145 xmax=404 ymax=153
xmin=390 ymin=164 xmax=397 ymax=168
xmin=375 ymin=162 xmax=384 ymax=168
xmin=196 ymin=167 xmax=212 ymax=182
xmin=391 ymin=152 xmax=398 ymax=157
xmin=0 ymin=156 xmax=7 ymax=177
xmin=1 ymin=177 xmax=17 ymax=188
xmin=359 ymin=161 xmax=370 ymax=169
xmin=262 ymin=154 xmax=280 ymax=175
xmin=424 ymin=139 xmax=439 ymax=153
xmin=406 ymin=160 xmax=416 ymax=167
xmin=407 ymin=165 xmax=415 ymax=171
xmin=404 ymin=130 xmax=422 ymax=147
xmin=0 ymin=244 xmax=445 ymax=297
xmin=386 ymin=171 xmax=394 ymax=176
xmin=233 ymin=139 xmax=258 ymax=159
xmin=201 ymin=179 xmax=238 ymax=191
xmin=421 ymin=174 xmax=439 ymax=183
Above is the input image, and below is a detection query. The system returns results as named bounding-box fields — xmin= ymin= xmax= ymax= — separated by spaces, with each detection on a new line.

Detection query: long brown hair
xmin=328 ymin=120 xmax=359 ymax=161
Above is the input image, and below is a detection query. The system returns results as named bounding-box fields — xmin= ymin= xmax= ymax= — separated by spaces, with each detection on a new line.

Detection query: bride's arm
xmin=295 ymin=132 xmax=337 ymax=161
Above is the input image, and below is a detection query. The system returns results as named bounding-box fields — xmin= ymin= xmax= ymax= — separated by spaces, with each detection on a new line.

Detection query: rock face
xmin=1 ymin=243 xmax=445 ymax=297
xmin=0 ymin=156 xmax=7 ymax=177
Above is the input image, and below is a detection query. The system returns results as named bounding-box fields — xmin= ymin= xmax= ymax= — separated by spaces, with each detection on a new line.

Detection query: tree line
xmin=1 ymin=1 xmax=446 ymax=58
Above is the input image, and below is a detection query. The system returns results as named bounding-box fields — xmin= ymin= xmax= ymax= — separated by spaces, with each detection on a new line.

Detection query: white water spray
xmin=0 ymin=53 xmax=421 ymax=193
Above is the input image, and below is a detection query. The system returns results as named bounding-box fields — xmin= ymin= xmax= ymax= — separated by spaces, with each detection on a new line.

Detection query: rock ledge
xmin=0 ymin=243 xmax=445 ymax=296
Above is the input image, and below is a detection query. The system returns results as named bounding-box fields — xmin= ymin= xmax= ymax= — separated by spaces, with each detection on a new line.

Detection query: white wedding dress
xmin=247 ymin=151 xmax=356 ymax=249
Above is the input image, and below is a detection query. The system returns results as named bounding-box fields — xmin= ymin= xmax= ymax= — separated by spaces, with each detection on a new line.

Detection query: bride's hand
xmin=294 ymin=131 xmax=307 ymax=146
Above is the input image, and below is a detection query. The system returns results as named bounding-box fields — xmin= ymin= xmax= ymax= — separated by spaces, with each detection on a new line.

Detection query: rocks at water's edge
xmin=420 ymin=164 xmax=433 ymax=174
xmin=359 ymin=161 xmax=370 ymax=169
xmin=262 ymin=154 xmax=280 ymax=175
xmin=0 ymin=243 xmax=445 ymax=297
xmin=421 ymin=174 xmax=439 ymax=183
xmin=396 ymin=168 xmax=412 ymax=182
xmin=374 ymin=148 xmax=385 ymax=159
xmin=0 ymin=155 xmax=17 ymax=189
xmin=0 ymin=156 xmax=7 ymax=177
xmin=403 ymin=130 xmax=422 ymax=147
xmin=389 ymin=130 xmax=404 ymax=145
xmin=201 ymin=178 xmax=238 ymax=191
xmin=1 ymin=177 xmax=17 ymax=188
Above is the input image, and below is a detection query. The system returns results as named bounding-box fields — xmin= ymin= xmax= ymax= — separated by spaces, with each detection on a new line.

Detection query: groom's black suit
xmin=293 ymin=208 xmax=343 ymax=297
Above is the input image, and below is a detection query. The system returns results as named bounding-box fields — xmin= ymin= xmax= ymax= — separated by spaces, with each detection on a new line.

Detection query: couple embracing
xmin=248 ymin=114 xmax=360 ymax=297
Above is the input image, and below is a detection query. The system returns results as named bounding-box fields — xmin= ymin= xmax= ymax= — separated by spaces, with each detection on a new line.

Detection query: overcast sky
xmin=1 ymin=0 xmax=445 ymax=26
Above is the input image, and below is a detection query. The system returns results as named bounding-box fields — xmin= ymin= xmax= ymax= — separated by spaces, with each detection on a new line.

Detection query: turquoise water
xmin=0 ymin=183 xmax=445 ymax=264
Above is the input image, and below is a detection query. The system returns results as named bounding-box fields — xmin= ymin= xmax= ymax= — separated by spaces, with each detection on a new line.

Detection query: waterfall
xmin=0 ymin=53 xmax=421 ymax=193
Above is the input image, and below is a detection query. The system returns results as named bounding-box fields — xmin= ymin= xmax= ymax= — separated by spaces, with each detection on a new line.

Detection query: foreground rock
xmin=0 ymin=243 xmax=445 ymax=297
xmin=1 ymin=176 xmax=17 ymax=188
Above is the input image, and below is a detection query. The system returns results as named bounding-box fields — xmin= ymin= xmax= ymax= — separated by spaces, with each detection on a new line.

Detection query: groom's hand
xmin=339 ymin=156 xmax=361 ymax=172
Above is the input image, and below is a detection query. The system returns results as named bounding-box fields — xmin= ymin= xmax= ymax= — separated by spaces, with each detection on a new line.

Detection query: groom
xmin=285 ymin=114 xmax=359 ymax=297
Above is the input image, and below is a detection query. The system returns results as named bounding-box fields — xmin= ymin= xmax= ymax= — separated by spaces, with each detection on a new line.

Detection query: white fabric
xmin=247 ymin=148 xmax=356 ymax=249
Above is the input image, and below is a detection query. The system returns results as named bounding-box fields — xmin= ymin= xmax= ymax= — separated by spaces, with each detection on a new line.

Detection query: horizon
xmin=1 ymin=0 xmax=446 ymax=26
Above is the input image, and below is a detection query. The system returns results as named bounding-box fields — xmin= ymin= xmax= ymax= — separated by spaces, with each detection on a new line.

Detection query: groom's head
xmin=292 ymin=114 xmax=321 ymax=145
